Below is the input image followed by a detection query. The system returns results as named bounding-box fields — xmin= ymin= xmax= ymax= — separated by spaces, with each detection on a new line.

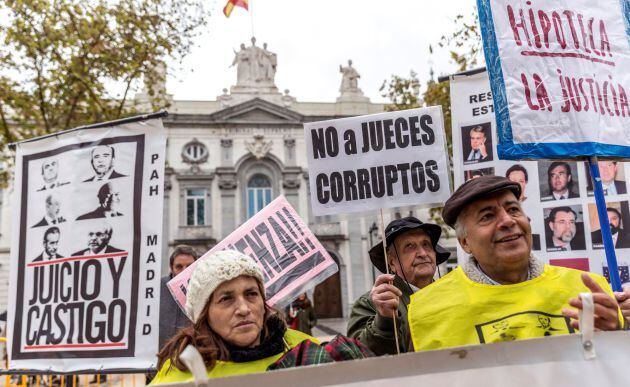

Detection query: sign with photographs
xmin=7 ymin=118 xmax=166 ymax=371
xmin=477 ymin=0 xmax=630 ymax=159
xmin=304 ymin=107 xmax=451 ymax=216
xmin=450 ymin=71 xmax=629 ymax=285
xmin=168 ymin=196 xmax=338 ymax=314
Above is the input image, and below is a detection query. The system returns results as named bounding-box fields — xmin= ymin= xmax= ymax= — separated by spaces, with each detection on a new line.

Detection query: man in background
xmin=159 ymin=245 xmax=199 ymax=349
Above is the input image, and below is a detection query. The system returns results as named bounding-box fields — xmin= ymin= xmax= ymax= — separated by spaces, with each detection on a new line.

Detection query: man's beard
xmin=610 ymin=226 xmax=621 ymax=234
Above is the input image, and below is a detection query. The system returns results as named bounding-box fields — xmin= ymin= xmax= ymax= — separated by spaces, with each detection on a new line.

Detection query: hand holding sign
xmin=370 ymin=274 xmax=402 ymax=318
xmin=562 ymin=273 xmax=621 ymax=331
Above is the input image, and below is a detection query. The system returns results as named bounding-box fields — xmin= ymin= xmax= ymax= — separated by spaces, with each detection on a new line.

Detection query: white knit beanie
xmin=185 ymin=250 xmax=264 ymax=323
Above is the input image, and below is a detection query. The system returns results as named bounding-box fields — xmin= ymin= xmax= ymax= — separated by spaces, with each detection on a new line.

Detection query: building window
xmin=182 ymin=139 xmax=208 ymax=164
xmin=186 ymin=189 xmax=206 ymax=225
xmin=247 ymin=174 xmax=272 ymax=218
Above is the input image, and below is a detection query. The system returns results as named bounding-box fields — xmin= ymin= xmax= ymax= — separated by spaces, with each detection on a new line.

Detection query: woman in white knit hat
xmin=151 ymin=250 xmax=318 ymax=384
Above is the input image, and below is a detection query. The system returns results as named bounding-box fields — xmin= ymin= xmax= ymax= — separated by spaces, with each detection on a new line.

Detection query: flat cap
xmin=442 ymin=176 xmax=521 ymax=228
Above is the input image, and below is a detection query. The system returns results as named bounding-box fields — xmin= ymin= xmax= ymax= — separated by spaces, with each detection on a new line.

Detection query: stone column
xmin=282 ymin=166 xmax=302 ymax=211
xmin=162 ymin=167 xmax=173 ymax=275
xmin=216 ymin=167 xmax=238 ymax=238
xmin=284 ymin=137 xmax=296 ymax=166
xmin=220 ymin=138 xmax=233 ymax=167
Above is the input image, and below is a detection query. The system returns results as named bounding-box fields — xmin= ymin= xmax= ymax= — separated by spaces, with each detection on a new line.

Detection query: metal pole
xmin=588 ymin=156 xmax=623 ymax=291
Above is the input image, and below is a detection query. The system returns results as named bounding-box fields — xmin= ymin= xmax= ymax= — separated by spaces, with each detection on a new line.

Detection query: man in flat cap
xmin=408 ymin=176 xmax=625 ymax=352
xmin=347 ymin=217 xmax=450 ymax=355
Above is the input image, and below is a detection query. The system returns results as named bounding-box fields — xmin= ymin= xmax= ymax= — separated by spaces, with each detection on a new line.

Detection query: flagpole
xmin=249 ymin=0 xmax=255 ymax=38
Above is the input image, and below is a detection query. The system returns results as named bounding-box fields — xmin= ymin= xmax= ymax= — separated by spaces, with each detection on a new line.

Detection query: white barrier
xmin=162 ymin=331 xmax=630 ymax=386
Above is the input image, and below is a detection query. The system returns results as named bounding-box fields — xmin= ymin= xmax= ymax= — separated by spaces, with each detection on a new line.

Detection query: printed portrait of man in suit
xmin=71 ymin=222 xmax=123 ymax=256
xmin=36 ymin=159 xmax=69 ymax=191
xmin=76 ymin=182 xmax=123 ymax=220
xmin=462 ymin=123 xmax=493 ymax=165
xmin=83 ymin=145 xmax=127 ymax=182
xmin=592 ymin=207 xmax=630 ymax=249
xmin=546 ymin=206 xmax=586 ymax=252
xmin=32 ymin=195 xmax=66 ymax=227
xmin=32 ymin=226 xmax=64 ymax=262
xmin=543 ymin=161 xmax=580 ymax=201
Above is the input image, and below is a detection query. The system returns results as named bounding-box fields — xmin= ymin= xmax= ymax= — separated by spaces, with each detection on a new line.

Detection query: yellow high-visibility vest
xmin=151 ymin=329 xmax=317 ymax=384
xmin=409 ymin=265 xmax=620 ymax=351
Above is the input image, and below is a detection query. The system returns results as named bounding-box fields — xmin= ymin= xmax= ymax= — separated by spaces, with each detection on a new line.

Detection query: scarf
xmin=462 ymin=254 xmax=545 ymax=285
xmin=226 ymin=315 xmax=287 ymax=363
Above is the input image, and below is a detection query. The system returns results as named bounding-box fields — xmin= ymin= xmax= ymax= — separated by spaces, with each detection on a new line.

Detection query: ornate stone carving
xmin=220 ymin=138 xmax=233 ymax=148
xmin=284 ymin=137 xmax=295 ymax=149
xmin=245 ymin=134 xmax=272 ymax=160
xmin=216 ymin=168 xmax=238 ymax=190
xmin=337 ymin=59 xmax=369 ymax=102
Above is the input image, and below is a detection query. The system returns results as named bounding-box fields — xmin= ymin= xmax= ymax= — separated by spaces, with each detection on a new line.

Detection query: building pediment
xmin=207 ymin=98 xmax=304 ymax=124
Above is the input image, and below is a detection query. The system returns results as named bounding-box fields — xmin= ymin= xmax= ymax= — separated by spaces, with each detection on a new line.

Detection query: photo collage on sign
xmin=455 ymin=116 xmax=630 ymax=282
xmin=21 ymin=141 xmax=138 ymax=353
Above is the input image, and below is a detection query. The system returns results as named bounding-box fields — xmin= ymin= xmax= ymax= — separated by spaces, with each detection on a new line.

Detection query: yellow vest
xmin=151 ymin=329 xmax=317 ymax=384
xmin=409 ymin=265 xmax=619 ymax=351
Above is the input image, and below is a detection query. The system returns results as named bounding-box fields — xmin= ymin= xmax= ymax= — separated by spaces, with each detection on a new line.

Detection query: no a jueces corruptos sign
xmin=304 ymin=107 xmax=451 ymax=216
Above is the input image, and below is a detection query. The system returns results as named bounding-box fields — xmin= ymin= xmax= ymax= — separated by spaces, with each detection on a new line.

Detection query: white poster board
xmin=451 ymin=71 xmax=629 ymax=284
xmin=160 ymin=331 xmax=630 ymax=387
xmin=304 ymin=107 xmax=451 ymax=216
xmin=477 ymin=0 xmax=630 ymax=159
xmin=7 ymin=118 xmax=166 ymax=371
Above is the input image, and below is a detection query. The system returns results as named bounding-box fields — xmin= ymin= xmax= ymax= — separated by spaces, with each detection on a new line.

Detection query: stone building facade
xmin=0 ymin=40 xmax=453 ymax=318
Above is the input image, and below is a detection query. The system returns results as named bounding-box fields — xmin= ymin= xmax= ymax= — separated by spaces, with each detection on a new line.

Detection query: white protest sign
xmin=451 ymin=71 xmax=630 ymax=284
xmin=304 ymin=107 xmax=451 ymax=216
xmin=160 ymin=331 xmax=630 ymax=387
xmin=168 ymin=196 xmax=338 ymax=313
xmin=477 ymin=0 xmax=630 ymax=159
xmin=8 ymin=118 xmax=166 ymax=371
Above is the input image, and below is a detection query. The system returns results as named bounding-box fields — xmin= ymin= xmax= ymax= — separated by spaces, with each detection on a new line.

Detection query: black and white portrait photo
xmin=32 ymin=195 xmax=66 ymax=227
xmin=71 ymin=222 xmax=124 ymax=256
xmin=539 ymin=161 xmax=581 ymax=201
xmin=83 ymin=145 xmax=127 ymax=182
xmin=461 ymin=122 xmax=493 ymax=165
xmin=36 ymin=159 xmax=69 ymax=191
xmin=76 ymin=182 xmax=123 ymax=220
xmin=32 ymin=227 xmax=65 ymax=262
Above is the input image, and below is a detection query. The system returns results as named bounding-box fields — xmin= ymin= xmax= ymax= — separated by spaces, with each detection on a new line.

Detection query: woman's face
xmin=207 ymin=276 xmax=265 ymax=348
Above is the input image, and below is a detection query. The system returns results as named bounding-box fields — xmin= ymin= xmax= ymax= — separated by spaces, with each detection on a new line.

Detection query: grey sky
xmin=167 ymin=0 xmax=479 ymax=103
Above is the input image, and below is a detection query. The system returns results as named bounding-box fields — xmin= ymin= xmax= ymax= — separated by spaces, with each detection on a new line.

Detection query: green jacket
xmin=347 ymin=276 xmax=413 ymax=355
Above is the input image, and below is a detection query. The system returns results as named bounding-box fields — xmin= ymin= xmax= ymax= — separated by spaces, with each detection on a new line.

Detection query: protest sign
xmin=168 ymin=196 xmax=337 ymax=313
xmin=161 ymin=331 xmax=630 ymax=387
xmin=477 ymin=0 xmax=630 ymax=159
xmin=7 ymin=116 xmax=166 ymax=371
xmin=303 ymin=107 xmax=451 ymax=216
xmin=451 ymin=70 xmax=630 ymax=286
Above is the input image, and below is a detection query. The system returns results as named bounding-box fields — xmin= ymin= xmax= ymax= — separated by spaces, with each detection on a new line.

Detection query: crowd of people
xmin=151 ymin=176 xmax=630 ymax=384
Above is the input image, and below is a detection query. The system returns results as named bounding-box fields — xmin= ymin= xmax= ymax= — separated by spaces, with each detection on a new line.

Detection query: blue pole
xmin=588 ymin=156 xmax=622 ymax=292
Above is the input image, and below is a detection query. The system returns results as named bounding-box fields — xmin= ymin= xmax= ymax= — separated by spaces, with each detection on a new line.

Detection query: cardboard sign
xmin=168 ymin=196 xmax=337 ymax=314
xmin=451 ymin=70 xmax=630 ymax=284
xmin=477 ymin=0 xmax=630 ymax=159
xmin=8 ymin=119 xmax=166 ymax=371
xmin=304 ymin=107 xmax=451 ymax=216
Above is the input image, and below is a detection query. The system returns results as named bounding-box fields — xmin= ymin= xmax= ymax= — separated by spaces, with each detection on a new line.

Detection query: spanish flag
xmin=223 ymin=0 xmax=248 ymax=17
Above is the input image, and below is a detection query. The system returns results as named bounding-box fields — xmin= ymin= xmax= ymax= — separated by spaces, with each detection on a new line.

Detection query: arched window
xmin=247 ymin=174 xmax=272 ymax=218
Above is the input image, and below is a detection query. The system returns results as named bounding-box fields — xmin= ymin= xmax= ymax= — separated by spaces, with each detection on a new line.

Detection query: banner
xmin=451 ymin=71 xmax=629 ymax=285
xmin=8 ymin=118 xmax=166 ymax=371
xmin=160 ymin=331 xmax=630 ymax=386
xmin=303 ymin=107 xmax=451 ymax=216
xmin=477 ymin=0 xmax=630 ymax=159
xmin=168 ymin=196 xmax=338 ymax=313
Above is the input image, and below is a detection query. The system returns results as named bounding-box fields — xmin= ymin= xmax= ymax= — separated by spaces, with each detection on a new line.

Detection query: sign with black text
xmin=304 ymin=107 xmax=451 ymax=216
xmin=8 ymin=118 xmax=166 ymax=371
